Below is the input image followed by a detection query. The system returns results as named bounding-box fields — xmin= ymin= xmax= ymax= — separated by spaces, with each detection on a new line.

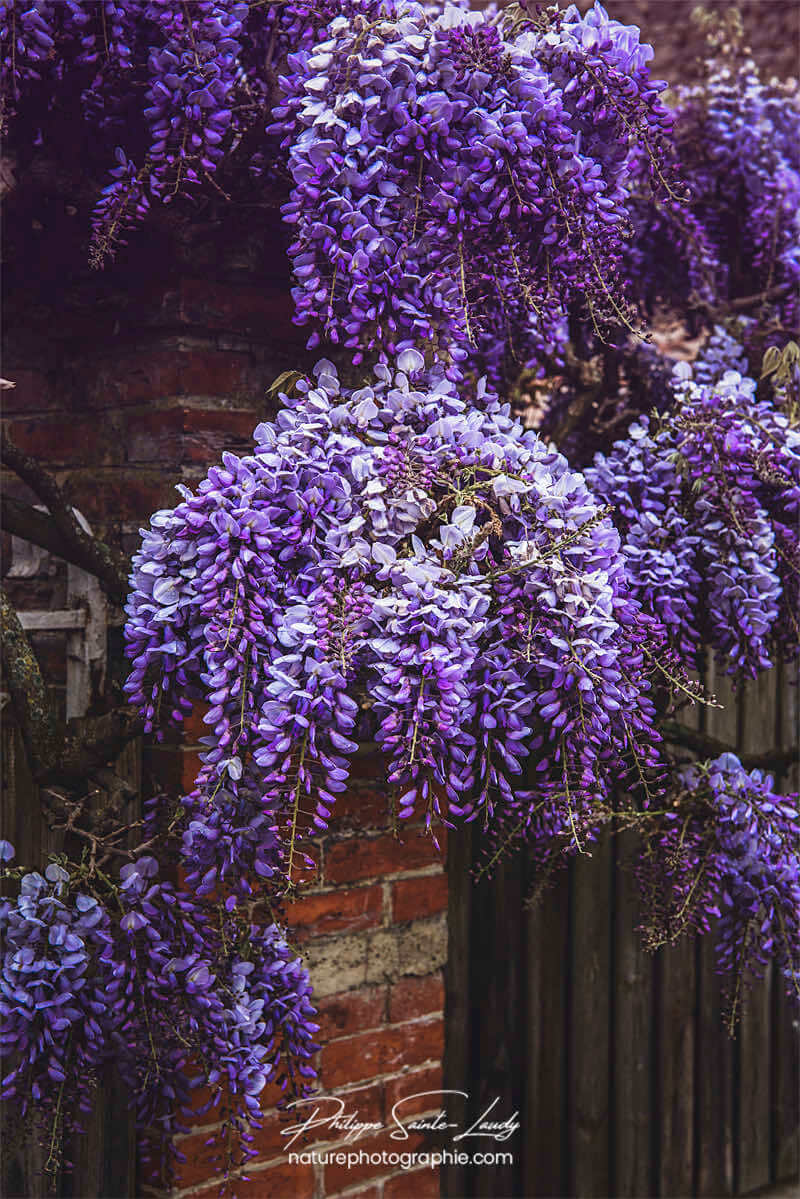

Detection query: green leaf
xmin=266 ymin=370 xmax=305 ymax=401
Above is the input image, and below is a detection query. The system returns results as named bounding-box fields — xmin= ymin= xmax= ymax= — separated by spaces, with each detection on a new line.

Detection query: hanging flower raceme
xmin=2 ymin=0 xmax=673 ymax=373
xmin=125 ymin=355 xmax=666 ymax=883
xmin=0 ymin=846 xmax=318 ymax=1181
xmin=637 ymin=754 xmax=800 ymax=1025
xmin=586 ymin=327 xmax=800 ymax=677
xmin=89 ymin=0 xmax=251 ymax=262
xmin=1 ymin=0 xmax=304 ymax=261
xmin=272 ymin=0 xmax=672 ymax=382
xmin=626 ymin=33 xmax=800 ymax=329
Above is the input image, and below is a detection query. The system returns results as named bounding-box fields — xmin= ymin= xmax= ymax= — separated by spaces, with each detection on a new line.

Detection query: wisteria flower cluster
xmin=124 ymin=354 xmax=667 ymax=879
xmin=638 ymin=754 xmax=800 ymax=1025
xmin=586 ymin=326 xmax=800 ymax=677
xmin=627 ymin=28 xmax=800 ymax=329
xmin=3 ymin=1 xmax=800 ymax=1183
xmin=0 ymin=0 xmax=356 ymax=263
xmin=274 ymin=0 xmax=672 ymax=377
xmin=0 ymin=843 xmax=317 ymax=1179
xmin=1 ymin=0 xmax=674 ymax=376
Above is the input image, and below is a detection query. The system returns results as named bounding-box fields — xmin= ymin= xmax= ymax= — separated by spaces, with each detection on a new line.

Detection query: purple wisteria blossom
xmin=125 ymin=355 xmax=665 ymax=878
xmin=638 ymin=754 xmax=800 ymax=1025
xmin=273 ymin=0 xmax=671 ymax=380
xmin=0 ymin=846 xmax=318 ymax=1181
xmin=586 ymin=327 xmax=800 ymax=677
xmin=2 ymin=2 xmax=800 ymax=1181
xmin=627 ymin=36 xmax=800 ymax=327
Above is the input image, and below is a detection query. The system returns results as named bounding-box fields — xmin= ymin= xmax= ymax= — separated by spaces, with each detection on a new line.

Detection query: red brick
xmin=346 ymin=754 xmax=390 ymax=784
xmin=183 ymin=1074 xmax=230 ymax=1118
xmin=385 ymin=1064 xmax=444 ymax=1125
xmin=321 ymin=1020 xmax=443 ymax=1090
xmin=4 ymin=416 xmax=113 ymax=465
xmin=251 ymin=1075 xmax=301 ymax=1115
xmin=183 ymin=407 xmax=259 ymax=438
xmin=173 ymin=1129 xmax=229 ymax=1190
xmin=287 ymin=885 xmax=383 ymax=942
xmin=392 ymin=875 xmax=448 ymax=924
xmin=189 ymin=1158 xmax=315 ymax=1199
xmin=85 ymin=350 xmax=183 ymax=408
xmin=178 ymin=351 xmax=259 ymax=399
xmin=64 ymin=470 xmax=177 ymax=522
xmin=289 ymin=845 xmax=321 ymax=888
xmin=85 ymin=347 xmax=262 ymax=409
xmin=170 ymin=276 xmax=301 ymax=342
xmin=388 ymin=974 xmax=445 ymax=1024
xmin=328 ymin=1187 xmax=381 ymax=1199
xmin=315 ymin=987 xmax=386 ymax=1043
xmin=384 ymin=1166 xmax=440 ymax=1198
xmin=324 ymin=832 xmax=443 ymax=886
xmin=144 ymin=746 xmax=203 ymax=794
xmin=179 ymin=747 xmax=204 ymax=794
xmin=246 ymin=1106 xmax=326 ymax=1160
xmin=0 ymin=367 xmax=59 ymax=413
xmin=331 ymin=785 xmax=394 ymax=830
xmin=325 ymin=1081 xmax=385 ymax=1145
xmin=182 ymin=702 xmax=211 ymax=742
xmin=126 ymin=404 xmax=258 ymax=466
xmin=137 ymin=1148 xmax=165 ymax=1190
xmin=126 ymin=408 xmax=184 ymax=464
xmin=322 ymin=1127 xmax=427 ymax=1193
xmin=245 ymin=1083 xmax=384 ymax=1163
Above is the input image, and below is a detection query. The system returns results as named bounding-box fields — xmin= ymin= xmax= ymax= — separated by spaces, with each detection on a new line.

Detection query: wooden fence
xmin=2 ymin=537 xmax=798 ymax=1199
xmin=0 ymin=532 xmax=139 ymax=1198
xmin=445 ymin=663 xmax=800 ymax=1198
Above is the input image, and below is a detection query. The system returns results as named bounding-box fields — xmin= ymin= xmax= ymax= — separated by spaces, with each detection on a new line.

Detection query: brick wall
xmin=1 ymin=209 xmax=449 ymax=1198
xmin=144 ymin=718 xmax=448 ymax=1199
xmin=153 ymin=752 xmax=448 ymax=1199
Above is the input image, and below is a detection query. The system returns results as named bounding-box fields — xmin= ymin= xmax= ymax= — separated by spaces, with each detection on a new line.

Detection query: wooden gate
xmin=445 ymin=663 xmax=800 ymax=1198
xmin=0 ymin=528 xmax=139 ymax=1198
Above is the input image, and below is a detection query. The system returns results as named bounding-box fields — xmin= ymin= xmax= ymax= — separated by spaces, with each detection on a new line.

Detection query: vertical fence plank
xmin=772 ymin=950 xmax=800 ymax=1187
xmin=773 ymin=659 xmax=800 ymax=1185
xmin=6 ymin=725 xmax=43 ymax=868
xmin=696 ymin=663 xmax=736 ymax=1197
xmin=736 ymin=674 xmax=776 ymax=1194
xmin=696 ymin=939 xmax=735 ymax=1198
xmin=443 ymin=663 xmax=794 ymax=1199
xmin=0 ymin=726 xmax=54 ymax=1198
xmin=0 ymin=712 xmax=15 ymax=850
xmin=472 ymin=852 xmax=525 ymax=1199
xmin=657 ymin=684 xmax=703 ymax=1199
xmin=658 ymin=935 xmax=696 ymax=1197
xmin=570 ymin=834 xmax=612 ymax=1197
xmin=103 ymin=1066 xmax=138 ymax=1199
xmin=69 ymin=740 xmax=140 ymax=1199
xmin=523 ymin=867 xmax=570 ymax=1199
xmin=1 ymin=567 xmax=138 ymax=1199
xmin=444 ymin=824 xmax=473 ymax=1199
xmin=614 ymin=828 xmax=654 ymax=1198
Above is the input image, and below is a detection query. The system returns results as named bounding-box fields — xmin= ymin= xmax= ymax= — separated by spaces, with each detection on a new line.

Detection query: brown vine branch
xmin=1 ymin=432 xmax=130 ymax=604
xmin=56 ymin=706 xmax=144 ymax=788
xmin=0 ymin=584 xmax=63 ymax=774
xmin=661 ymin=719 xmax=798 ymax=773
xmin=1 ymin=584 xmax=143 ymax=789
xmin=2 ymin=494 xmax=103 ymax=574
xmin=689 ymin=282 xmax=792 ymax=321
xmin=541 ymin=347 xmax=605 ymax=446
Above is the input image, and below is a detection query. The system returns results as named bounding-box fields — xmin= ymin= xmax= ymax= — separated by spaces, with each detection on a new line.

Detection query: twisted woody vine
xmin=0 ymin=0 xmax=799 ymax=1188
